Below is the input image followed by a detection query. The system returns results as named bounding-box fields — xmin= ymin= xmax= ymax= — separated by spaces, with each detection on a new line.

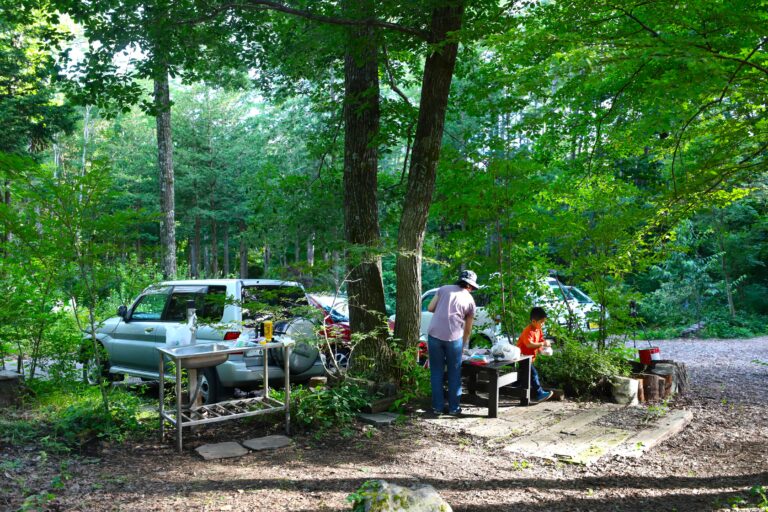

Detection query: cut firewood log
xmin=641 ymin=374 xmax=664 ymax=402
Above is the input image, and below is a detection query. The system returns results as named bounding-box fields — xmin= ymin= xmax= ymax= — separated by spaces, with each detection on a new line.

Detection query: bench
xmin=462 ymin=356 xmax=532 ymax=418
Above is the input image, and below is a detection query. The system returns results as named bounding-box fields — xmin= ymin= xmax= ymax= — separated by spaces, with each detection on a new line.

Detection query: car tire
xmin=82 ymin=343 xmax=120 ymax=385
xmin=199 ymin=368 xmax=221 ymax=405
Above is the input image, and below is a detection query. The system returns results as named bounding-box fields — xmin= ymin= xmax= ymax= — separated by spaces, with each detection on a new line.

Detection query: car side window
xmin=421 ymin=293 xmax=435 ymax=312
xmin=131 ymin=292 xmax=170 ymax=321
xmin=164 ymin=286 xmax=227 ymax=322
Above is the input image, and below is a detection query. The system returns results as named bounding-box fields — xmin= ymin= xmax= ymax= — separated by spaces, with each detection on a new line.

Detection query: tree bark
xmin=191 ymin=215 xmax=201 ymax=278
xmin=263 ymin=242 xmax=270 ymax=276
xmin=154 ymin=69 xmax=177 ymax=279
xmin=223 ymin=226 xmax=230 ymax=276
xmin=342 ymin=3 xmax=391 ymax=377
xmin=239 ymin=226 xmax=248 ymax=278
xmin=394 ymin=3 xmax=464 ymax=349
xmin=211 ymin=219 xmax=219 ymax=276
xmin=343 ymin=15 xmax=387 ymax=334
xmin=307 ymin=233 xmax=315 ymax=267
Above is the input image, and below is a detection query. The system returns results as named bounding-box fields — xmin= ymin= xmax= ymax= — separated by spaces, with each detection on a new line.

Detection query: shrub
xmin=536 ymin=340 xmax=632 ymax=397
xmin=278 ymin=381 xmax=371 ymax=430
xmin=7 ymin=381 xmax=153 ymax=451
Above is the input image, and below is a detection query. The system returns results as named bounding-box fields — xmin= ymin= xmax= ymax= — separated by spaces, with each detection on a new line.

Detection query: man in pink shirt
xmin=426 ymin=269 xmax=478 ymax=416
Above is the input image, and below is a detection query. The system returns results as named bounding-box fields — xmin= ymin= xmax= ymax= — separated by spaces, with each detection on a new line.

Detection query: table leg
xmin=466 ymin=368 xmax=477 ymax=396
xmin=520 ymin=357 xmax=531 ymax=406
xmin=284 ymin=344 xmax=291 ymax=435
xmin=488 ymin=370 xmax=499 ymax=418
xmin=158 ymin=353 xmax=164 ymax=442
xmin=176 ymin=361 xmax=183 ymax=453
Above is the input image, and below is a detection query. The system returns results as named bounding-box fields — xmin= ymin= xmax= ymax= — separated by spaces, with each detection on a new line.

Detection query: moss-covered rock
xmin=349 ymin=480 xmax=452 ymax=512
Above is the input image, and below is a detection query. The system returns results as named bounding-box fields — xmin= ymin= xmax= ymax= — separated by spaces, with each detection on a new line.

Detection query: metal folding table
xmin=157 ymin=340 xmax=292 ymax=452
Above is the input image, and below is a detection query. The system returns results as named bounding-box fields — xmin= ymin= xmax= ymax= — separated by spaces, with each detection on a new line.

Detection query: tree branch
xmin=670 ymin=37 xmax=767 ymax=195
xmin=177 ymin=1 xmax=430 ymax=40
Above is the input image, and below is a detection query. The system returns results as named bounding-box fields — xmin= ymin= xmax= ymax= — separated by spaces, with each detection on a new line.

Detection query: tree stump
xmin=635 ymin=378 xmax=645 ymax=402
xmin=640 ymin=374 xmax=664 ymax=402
xmin=0 ymin=371 xmax=21 ymax=407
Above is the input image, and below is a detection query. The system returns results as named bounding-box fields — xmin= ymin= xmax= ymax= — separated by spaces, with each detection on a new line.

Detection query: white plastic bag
xmin=491 ymin=338 xmax=521 ymax=361
xmin=165 ymin=324 xmax=192 ymax=346
xmin=539 ymin=346 xmax=553 ymax=357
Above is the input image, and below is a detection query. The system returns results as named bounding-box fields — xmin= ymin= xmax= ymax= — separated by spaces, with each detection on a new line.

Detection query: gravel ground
xmin=2 ymin=337 xmax=767 ymax=512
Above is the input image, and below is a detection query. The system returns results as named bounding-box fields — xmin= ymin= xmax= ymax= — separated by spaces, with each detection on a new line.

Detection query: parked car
xmin=537 ymin=278 xmax=604 ymax=331
xmin=306 ymin=293 xmax=352 ymax=368
xmin=307 ymin=293 xmax=351 ymax=343
xmin=83 ymin=279 xmax=325 ymax=403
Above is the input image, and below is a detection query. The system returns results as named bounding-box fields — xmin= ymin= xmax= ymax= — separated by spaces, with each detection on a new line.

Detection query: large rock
xmin=609 ymin=375 xmax=638 ymax=405
xmin=350 ymin=480 xmax=452 ymax=512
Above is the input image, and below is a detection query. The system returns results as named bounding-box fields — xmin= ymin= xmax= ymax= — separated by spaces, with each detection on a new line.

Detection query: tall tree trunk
xmin=294 ymin=231 xmax=300 ymax=263
xmin=223 ymin=227 xmax=230 ymax=276
xmin=154 ymin=69 xmax=177 ymax=278
xmin=191 ymin=215 xmax=201 ymax=278
xmin=203 ymin=244 xmax=211 ymax=276
xmin=394 ymin=3 xmax=465 ymax=349
xmin=307 ymin=233 xmax=315 ymax=267
xmin=263 ymin=242 xmax=270 ymax=276
xmin=717 ymin=210 xmax=737 ymax=319
xmin=343 ymin=10 xmax=388 ymax=335
xmin=211 ymin=220 xmax=219 ymax=276
xmin=239 ymin=227 xmax=248 ymax=278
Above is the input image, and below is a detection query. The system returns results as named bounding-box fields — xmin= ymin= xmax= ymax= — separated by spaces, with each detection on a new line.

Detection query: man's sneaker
xmin=448 ymin=408 xmax=463 ymax=416
xmin=535 ymin=391 xmax=554 ymax=403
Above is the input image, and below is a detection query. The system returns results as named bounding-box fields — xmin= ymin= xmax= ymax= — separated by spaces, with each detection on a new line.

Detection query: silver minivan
xmin=85 ymin=279 xmax=325 ymax=402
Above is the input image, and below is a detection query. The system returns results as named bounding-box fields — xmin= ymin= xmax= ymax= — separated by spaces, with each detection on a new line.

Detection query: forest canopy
xmin=0 ymin=0 xmax=766 ymax=383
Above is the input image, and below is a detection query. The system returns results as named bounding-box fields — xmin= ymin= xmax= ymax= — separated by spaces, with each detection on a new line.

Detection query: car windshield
xmin=568 ymin=286 xmax=593 ymax=304
xmin=549 ymin=283 xmax=575 ymax=301
xmin=242 ymin=285 xmax=307 ymax=321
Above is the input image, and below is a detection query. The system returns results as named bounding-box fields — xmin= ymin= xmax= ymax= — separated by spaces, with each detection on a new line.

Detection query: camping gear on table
xmin=491 ymin=338 xmax=521 ymax=361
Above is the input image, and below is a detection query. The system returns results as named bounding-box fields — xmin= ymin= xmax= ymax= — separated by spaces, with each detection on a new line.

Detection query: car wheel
xmin=82 ymin=343 xmax=119 ymax=385
xmin=332 ymin=348 xmax=350 ymax=368
xmin=199 ymin=368 xmax=221 ymax=405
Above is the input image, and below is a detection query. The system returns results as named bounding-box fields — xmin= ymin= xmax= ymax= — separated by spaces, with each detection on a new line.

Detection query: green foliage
xmin=390 ymin=343 xmax=430 ymax=411
xmin=536 ymin=340 xmax=633 ymax=397
xmin=2 ymin=381 xmax=153 ymax=452
xmin=278 ymin=382 xmax=371 ymax=431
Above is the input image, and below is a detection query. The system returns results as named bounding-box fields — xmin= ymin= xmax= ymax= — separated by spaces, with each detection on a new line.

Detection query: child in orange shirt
xmin=517 ymin=307 xmax=554 ymax=404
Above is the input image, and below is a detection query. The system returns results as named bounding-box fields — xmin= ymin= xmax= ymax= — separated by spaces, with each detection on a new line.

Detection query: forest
xmin=1 ymin=0 xmax=767 ymax=408
xmin=1 ymin=1 xmax=767 ymax=510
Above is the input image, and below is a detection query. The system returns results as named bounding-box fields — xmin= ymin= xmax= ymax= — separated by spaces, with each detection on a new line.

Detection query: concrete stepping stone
xmin=196 ymin=442 xmax=248 ymax=460
xmin=242 ymin=435 xmax=292 ymax=451
xmin=358 ymin=412 xmax=400 ymax=426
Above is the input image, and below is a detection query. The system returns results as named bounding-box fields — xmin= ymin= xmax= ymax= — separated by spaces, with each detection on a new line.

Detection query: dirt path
xmin=2 ymin=337 xmax=767 ymax=511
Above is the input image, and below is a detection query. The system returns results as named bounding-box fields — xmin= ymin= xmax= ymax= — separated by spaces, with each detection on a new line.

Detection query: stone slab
xmin=503 ymin=407 xmax=614 ymax=459
xmin=551 ymin=425 xmax=632 ymax=465
xmin=195 ymin=442 xmax=248 ymax=460
xmin=612 ymin=409 xmax=693 ymax=458
xmin=358 ymin=412 xmax=400 ymax=426
xmin=242 ymin=435 xmax=292 ymax=451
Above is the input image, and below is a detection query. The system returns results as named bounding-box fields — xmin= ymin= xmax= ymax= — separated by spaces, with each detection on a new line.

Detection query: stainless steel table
xmin=157 ymin=341 xmax=293 ymax=452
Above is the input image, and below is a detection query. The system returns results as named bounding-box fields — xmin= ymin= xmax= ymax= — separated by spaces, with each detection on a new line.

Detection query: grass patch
xmin=2 ymin=380 xmax=155 ymax=452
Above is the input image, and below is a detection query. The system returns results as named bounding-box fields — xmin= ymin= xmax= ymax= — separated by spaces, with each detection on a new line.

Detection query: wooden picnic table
xmin=462 ymin=355 xmax=532 ymax=418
